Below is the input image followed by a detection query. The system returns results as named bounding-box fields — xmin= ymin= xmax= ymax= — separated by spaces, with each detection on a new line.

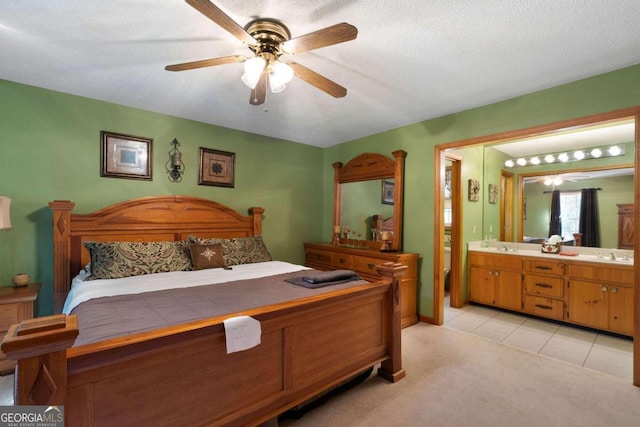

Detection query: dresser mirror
xmin=333 ymin=151 xmax=406 ymax=251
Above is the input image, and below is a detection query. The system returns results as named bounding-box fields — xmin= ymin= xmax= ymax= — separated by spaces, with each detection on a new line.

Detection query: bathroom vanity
xmin=468 ymin=242 xmax=634 ymax=336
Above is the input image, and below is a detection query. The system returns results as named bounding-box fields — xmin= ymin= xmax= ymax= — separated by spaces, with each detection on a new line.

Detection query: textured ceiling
xmin=2 ymin=1 xmax=640 ymax=147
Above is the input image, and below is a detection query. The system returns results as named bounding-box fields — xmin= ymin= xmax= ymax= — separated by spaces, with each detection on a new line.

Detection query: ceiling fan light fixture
xmin=268 ymin=60 xmax=294 ymax=93
xmin=241 ymin=57 xmax=266 ymax=89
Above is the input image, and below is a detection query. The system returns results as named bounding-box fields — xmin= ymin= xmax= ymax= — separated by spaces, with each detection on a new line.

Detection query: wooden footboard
xmin=2 ymin=264 xmax=406 ymax=427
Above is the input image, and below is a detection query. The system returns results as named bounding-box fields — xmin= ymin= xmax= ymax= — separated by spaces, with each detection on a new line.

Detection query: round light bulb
xmin=558 ymin=152 xmax=569 ymax=162
xmin=530 ymin=156 xmax=540 ymax=165
xmin=608 ymin=145 xmax=622 ymax=156
xmin=573 ymin=150 xmax=585 ymax=160
xmin=590 ymin=148 xmax=602 ymax=158
xmin=504 ymin=159 xmax=515 ymax=168
xmin=516 ymin=158 xmax=527 ymax=166
xmin=544 ymin=154 xmax=555 ymax=163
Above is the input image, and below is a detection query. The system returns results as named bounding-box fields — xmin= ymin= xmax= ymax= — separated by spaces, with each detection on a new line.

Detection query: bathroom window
xmin=560 ymin=191 xmax=581 ymax=237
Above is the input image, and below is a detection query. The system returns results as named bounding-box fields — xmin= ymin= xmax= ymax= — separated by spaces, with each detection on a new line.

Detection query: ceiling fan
xmin=165 ymin=0 xmax=358 ymax=106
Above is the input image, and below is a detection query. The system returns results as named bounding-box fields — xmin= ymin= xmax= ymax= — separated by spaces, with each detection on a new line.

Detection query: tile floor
xmin=444 ymin=297 xmax=634 ymax=382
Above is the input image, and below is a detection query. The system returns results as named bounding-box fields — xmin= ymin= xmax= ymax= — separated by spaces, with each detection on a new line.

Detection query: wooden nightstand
xmin=0 ymin=283 xmax=40 ymax=375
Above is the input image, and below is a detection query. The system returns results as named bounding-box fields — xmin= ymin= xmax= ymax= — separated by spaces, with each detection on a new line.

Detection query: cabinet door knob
xmin=601 ymin=286 xmax=608 ymax=292
xmin=366 ymin=263 xmax=375 ymax=269
xmin=339 ymin=258 xmax=346 ymax=264
xmin=611 ymin=287 xmax=618 ymax=293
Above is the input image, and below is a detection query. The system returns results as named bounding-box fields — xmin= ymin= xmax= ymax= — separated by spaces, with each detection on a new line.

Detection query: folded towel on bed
xmin=285 ymin=270 xmax=362 ymax=289
xmin=302 ymin=270 xmax=359 ymax=284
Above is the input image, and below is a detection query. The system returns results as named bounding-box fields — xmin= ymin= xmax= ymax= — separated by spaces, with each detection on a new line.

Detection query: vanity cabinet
xmin=522 ymin=259 xmax=565 ymax=321
xmin=304 ymin=242 xmax=419 ymax=328
xmin=468 ymin=253 xmax=522 ymax=311
xmin=566 ymin=263 xmax=634 ymax=336
xmin=468 ymin=250 xmax=635 ymax=336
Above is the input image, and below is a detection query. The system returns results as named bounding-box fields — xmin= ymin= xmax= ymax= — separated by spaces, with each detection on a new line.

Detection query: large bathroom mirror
xmin=333 ymin=151 xmax=406 ymax=251
xmin=483 ymin=118 xmax=635 ymax=247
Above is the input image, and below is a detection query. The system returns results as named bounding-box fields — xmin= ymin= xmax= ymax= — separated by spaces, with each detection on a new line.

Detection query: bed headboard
xmin=49 ymin=195 xmax=264 ymax=295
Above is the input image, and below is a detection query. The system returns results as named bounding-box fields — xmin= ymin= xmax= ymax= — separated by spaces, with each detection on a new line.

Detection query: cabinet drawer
xmin=525 ymin=259 xmax=564 ymax=275
xmin=352 ymin=256 xmax=384 ymax=276
xmin=305 ymin=249 xmax=332 ymax=266
xmin=523 ymin=295 xmax=564 ymax=321
xmin=331 ymin=253 xmax=353 ymax=269
xmin=524 ymin=274 xmax=564 ymax=298
xmin=0 ymin=304 xmax=18 ymax=327
xmin=468 ymin=252 xmax=522 ymax=270
xmin=567 ymin=263 xmax=634 ymax=285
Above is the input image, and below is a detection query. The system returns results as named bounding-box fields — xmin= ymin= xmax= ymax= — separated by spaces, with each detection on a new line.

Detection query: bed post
xmin=376 ymin=262 xmax=408 ymax=382
xmin=48 ymin=200 xmax=75 ymax=295
xmin=1 ymin=315 xmax=78 ymax=405
xmin=248 ymin=207 xmax=264 ymax=235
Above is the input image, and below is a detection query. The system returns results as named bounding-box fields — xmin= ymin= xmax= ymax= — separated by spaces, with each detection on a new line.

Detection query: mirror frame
xmin=333 ymin=150 xmax=406 ymax=251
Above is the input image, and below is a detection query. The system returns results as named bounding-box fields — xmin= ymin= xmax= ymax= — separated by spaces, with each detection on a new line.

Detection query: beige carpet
xmin=280 ymin=323 xmax=640 ymax=427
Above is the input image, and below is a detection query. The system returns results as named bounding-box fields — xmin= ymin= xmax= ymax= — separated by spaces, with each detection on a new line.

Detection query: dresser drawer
xmin=523 ymin=295 xmax=564 ymax=321
xmin=525 ymin=259 xmax=564 ymax=276
xmin=352 ymin=255 xmax=384 ymax=276
xmin=331 ymin=253 xmax=353 ymax=269
xmin=524 ymin=274 xmax=564 ymax=298
xmin=305 ymin=248 xmax=332 ymax=265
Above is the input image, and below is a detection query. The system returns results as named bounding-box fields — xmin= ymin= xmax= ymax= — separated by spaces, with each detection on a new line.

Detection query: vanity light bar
xmin=504 ymin=144 xmax=625 ymax=168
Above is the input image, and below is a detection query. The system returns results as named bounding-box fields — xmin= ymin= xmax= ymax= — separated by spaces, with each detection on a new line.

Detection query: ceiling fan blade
xmin=186 ymin=0 xmax=256 ymax=45
xmin=289 ymin=62 xmax=347 ymax=98
xmin=165 ymin=55 xmax=246 ymax=71
xmin=250 ymin=69 xmax=268 ymax=105
xmin=282 ymin=23 xmax=357 ymax=54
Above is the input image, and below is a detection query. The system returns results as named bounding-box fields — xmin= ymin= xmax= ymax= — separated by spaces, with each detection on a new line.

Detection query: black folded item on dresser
xmin=285 ymin=269 xmax=361 ymax=289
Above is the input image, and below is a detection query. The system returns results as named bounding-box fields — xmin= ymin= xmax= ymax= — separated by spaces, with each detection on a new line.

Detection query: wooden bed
xmin=1 ymin=195 xmax=406 ymax=426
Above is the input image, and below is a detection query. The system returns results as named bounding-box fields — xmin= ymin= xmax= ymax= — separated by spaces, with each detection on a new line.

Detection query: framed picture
xmin=100 ymin=131 xmax=152 ymax=180
xmin=468 ymin=178 xmax=480 ymax=201
xmin=199 ymin=147 xmax=235 ymax=187
xmin=381 ymin=180 xmax=394 ymax=205
xmin=488 ymin=183 xmax=498 ymax=204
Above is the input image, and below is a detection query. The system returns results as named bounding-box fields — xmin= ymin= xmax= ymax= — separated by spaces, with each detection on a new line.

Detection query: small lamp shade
xmin=0 ymin=197 xmax=12 ymax=230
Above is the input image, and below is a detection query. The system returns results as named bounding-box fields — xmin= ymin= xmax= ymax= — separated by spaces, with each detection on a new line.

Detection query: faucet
xmin=497 ymin=244 xmax=509 ymax=251
xmin=610 ymin=250 xmax=617 ymax=261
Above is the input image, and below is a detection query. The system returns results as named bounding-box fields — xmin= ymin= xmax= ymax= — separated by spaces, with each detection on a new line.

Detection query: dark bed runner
xmin=70 ymin=269 xmax=368 ymax=347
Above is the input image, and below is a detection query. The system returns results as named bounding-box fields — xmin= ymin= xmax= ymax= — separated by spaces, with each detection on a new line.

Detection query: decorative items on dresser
xmin=0 ymin=283 xmax=40 ymax=374
xmin=304 ymin=243 xmax=418 ymax=328
xmin=617 ymin=203 xmax=634 ymax=249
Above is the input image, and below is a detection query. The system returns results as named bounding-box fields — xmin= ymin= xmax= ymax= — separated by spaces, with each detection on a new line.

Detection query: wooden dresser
xmin=0 ymin=283 xmax=40 ymax=374
xmin=304 ymin=242 xmax=419 ymax=328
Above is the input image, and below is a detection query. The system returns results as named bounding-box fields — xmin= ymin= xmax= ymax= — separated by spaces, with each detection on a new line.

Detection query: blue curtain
xmin=548 ymin=190 xmax=562 ymax=237
xmin=579 ymin=188 xmax=601 ymax=247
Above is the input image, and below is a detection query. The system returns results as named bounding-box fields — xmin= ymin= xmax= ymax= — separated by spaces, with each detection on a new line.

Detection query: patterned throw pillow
xmin=84 ymin=240 xmax=192 ymax=280
xmin=189 ymin=243 xmax=228 ymax=270
xmin=188 ymin=235 xmax=272 ymax=266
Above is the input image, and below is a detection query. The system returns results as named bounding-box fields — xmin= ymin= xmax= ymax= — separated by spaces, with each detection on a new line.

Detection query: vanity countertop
xmin=468 ymin=241 xmax=634 ymax=266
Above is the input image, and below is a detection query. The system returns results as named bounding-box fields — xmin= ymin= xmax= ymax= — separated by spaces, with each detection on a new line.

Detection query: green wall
xmin=2 ymin=62 xmax=640 ymax=320
xmin=326 ymin=63 xmax=640 ymax=319
xmin=0 ymin=79 xmax=325 ymax=315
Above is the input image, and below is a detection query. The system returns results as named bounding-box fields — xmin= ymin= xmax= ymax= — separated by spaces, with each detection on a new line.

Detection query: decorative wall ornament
xmin=488 ymin=183 xmax=498 ymax=204
xmin=381 ymin=180 xmax=394 ymax=205
xmin=166 ymin=138 xmax=185 ymax=183
xmin=468 ymin=179 xmax=480 ymax=201
xmin=198 ymin=147 xmax=235 ymax=187
xmin=100 ymin=131 xmax=152 ymax=180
